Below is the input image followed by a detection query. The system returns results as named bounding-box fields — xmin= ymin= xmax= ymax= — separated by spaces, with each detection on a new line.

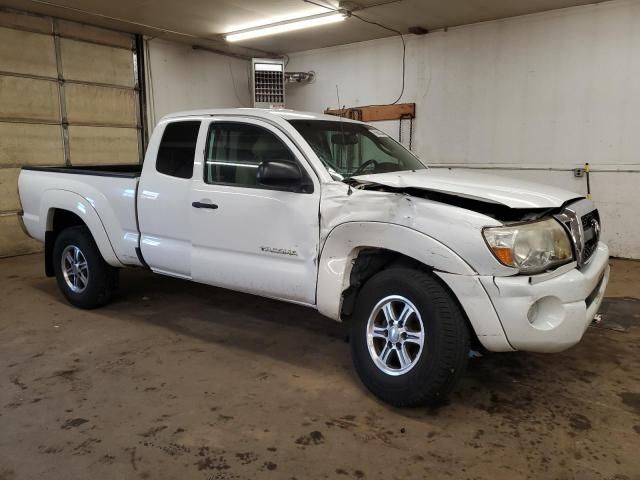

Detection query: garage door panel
xmin=0 ymin=76 xmax=59 ymax=121
xmin=0 ymin=10 xmax=52 ymax=33
xmin=0 ymin=168 xmax=21 ymax=212
xmin=57 ymin=20 xmax=132 ymax=49
xmin=0 ymin=214 xmax=42 ymax=257
xmin=69 ymin=126 xmax=138 ymax=165
xmin=0 ymin=123 xmax=64 ymax=167
xmin=0 ymin=26 xmax=57 ymax=77
xmin=65 ymin=83 xmax=136 ymax=126
xmin=0 ymin=17 xmax=140 ymax=258
xmin=60 ymin=38 xmax=134 ymax=87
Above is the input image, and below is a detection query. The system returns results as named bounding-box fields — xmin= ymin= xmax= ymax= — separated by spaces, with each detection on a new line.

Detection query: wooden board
xmin=324 ymin=103 xmax=415 ymax=122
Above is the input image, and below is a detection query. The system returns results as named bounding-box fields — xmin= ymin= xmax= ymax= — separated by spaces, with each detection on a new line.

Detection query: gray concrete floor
xmin=0 ymin=253 xmax=639 ymax=480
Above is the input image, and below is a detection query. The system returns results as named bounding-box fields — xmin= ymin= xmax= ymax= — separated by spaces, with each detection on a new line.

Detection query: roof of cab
xmin=160 ymin=108 xmax=363 ymax=124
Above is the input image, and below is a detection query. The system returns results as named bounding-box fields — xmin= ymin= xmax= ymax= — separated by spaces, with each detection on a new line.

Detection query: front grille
xmin=555 ymin=200 xmax=600 ymax=269
xmin=581 ymin=209 xmax=600 ymax=264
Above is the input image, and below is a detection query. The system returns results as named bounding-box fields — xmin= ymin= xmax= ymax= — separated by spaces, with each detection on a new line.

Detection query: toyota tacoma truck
xmin=18 ymin=108 xmax=609 ymax=407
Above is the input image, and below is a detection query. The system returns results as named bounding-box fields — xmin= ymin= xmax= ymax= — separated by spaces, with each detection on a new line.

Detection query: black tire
xmin=53 ymin=225 xmax=118 ymax=309
xmin=350 ymin=267 xmax=469 ymax=407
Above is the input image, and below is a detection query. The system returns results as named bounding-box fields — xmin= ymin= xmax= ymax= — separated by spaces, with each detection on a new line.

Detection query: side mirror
xmin=257 ymin=160 xmax=304 ymax=190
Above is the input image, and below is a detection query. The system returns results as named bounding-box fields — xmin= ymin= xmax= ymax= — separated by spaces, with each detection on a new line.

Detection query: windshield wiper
xmin=342 ymin=176 xmax=364 ymax=186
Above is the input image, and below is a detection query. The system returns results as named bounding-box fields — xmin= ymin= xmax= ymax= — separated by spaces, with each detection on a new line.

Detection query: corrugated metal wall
xmin=0 ymin=9 xmax=142 ymax=257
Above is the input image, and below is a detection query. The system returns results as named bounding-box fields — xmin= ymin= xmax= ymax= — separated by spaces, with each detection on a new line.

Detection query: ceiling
xmin=0 ymin=0 xmax=608 ymax=57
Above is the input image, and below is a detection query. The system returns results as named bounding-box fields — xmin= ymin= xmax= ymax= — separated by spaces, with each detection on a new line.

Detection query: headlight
xmin=483 ymin=218 xmax=573 ymax=274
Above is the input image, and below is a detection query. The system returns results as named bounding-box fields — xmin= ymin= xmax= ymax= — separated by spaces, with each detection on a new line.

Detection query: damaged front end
xmin=349 ymin=182 xmax=563 ymax=223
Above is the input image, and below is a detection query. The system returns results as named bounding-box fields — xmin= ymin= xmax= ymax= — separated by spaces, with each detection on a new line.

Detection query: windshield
xmin=288 ymin=119 xmax=426 ymax=180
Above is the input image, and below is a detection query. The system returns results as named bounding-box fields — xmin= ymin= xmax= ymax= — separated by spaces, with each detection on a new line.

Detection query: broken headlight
xmin=483 ymin=218 xmax=573 ymax=274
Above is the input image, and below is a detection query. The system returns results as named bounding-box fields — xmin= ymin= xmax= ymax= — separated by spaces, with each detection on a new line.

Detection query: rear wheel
xmin=350 ymin=267 xmax=469 ymax=407
xmin=53 ymin=226 xmax=118 ymax=309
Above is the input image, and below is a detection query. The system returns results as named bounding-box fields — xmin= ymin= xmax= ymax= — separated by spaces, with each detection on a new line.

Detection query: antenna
xmin=335 ymin=84 xmax=346 ymax=131
xmin=335 ymin=84 xmax=346 ymax=166
xmin=335 ymin=84 xmax=352 ymax=193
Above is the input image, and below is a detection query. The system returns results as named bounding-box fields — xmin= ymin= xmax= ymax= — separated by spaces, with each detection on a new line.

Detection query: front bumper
xmin=480 ymin=242 xmax=610 ymax=352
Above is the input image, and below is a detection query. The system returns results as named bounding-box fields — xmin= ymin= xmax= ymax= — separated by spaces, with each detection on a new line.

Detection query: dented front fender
xmin=316 ymin=221 xmax=475 ymax=321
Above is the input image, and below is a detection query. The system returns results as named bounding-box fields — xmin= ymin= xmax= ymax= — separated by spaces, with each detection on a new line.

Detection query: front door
xmin=190 ymin=118 xmax=320 ymax=304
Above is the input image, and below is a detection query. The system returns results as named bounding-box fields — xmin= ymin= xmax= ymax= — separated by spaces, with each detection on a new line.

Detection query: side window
xmin=205 ymin=122 xmax=295 ymax=187
xmin=156 ymin=121 xmax=200 ymax=179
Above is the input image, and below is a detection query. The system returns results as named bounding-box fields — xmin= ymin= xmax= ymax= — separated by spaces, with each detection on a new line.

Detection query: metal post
xmin=134 ymin=34 xmax=147 ymax=163
xmin=52 ymin=18 xmax=70 ymax=166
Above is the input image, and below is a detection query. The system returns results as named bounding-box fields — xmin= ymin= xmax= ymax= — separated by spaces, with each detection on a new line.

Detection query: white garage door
xmin=0 ymin=9 xmax=143 ymax=257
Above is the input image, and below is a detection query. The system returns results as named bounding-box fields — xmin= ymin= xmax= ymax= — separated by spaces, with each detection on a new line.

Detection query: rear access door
xmin=137 ymin=120 xmax=202 ymax=278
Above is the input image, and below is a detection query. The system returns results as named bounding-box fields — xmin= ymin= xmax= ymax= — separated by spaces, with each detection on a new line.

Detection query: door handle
xmin=192 ymin=201 xmax=218 ymax=209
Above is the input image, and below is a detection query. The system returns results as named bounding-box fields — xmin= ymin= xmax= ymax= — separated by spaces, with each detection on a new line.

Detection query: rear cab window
xmin=156 ymin=121 xmax=201 ymax=179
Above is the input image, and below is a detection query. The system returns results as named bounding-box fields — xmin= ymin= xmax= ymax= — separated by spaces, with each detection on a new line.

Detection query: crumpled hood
xmin=351 ymin=169 xmax=582 ymax=209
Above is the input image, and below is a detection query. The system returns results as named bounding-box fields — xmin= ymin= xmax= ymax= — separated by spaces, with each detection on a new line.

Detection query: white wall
xmin=286 ymin=0 xmax=640 ymax=258
xmin=145 ymin=38 xmax=250 ymax=127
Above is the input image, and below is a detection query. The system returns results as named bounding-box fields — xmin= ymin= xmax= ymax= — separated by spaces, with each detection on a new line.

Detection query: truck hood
xmin=351 ymin=169 xmax=581 ymax=209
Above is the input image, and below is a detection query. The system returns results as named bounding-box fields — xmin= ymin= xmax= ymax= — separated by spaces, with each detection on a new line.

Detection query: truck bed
xmin=22 ymin=164 xmax=142 ymax=178
xmin=19 ymin=165 xmax=143 ymax=267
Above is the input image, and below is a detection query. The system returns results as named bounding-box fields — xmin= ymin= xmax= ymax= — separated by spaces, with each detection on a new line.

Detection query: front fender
xmin=41 ymin=189 xmax=123 ymax=267
xmin=316 ymin=221 xmax=475 ymax=320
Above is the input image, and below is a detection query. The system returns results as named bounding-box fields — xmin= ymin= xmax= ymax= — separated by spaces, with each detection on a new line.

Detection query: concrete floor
xmin=1 ymin=254 xmax=639 ymax=480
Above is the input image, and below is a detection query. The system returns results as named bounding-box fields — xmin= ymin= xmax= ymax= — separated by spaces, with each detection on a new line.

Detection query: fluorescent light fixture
xmin=225 ymin=11 xmax=346 ymax=42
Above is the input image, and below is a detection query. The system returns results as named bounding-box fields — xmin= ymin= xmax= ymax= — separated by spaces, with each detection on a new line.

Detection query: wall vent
xmin=251 ymin=58 xmax=285 ymax=108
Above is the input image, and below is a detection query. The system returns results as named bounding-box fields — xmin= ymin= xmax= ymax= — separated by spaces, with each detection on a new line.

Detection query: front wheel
xmin=350 ymin=267 xmax=469 ymax=407
xmin=53 ymin=226 xmax=118 ymax=309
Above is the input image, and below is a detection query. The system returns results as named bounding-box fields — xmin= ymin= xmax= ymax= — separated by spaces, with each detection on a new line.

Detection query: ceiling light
xmin=225 ymin=12 xmax=346 ymax=42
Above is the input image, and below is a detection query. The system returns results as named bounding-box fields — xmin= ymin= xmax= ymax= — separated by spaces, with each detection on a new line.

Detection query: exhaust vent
xmin=251 ymin=58 xmax=285 ymax=108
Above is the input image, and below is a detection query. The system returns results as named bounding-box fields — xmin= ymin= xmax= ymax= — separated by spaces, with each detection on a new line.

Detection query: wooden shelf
xmin=324 ymin=103 xmax=415 ymax=122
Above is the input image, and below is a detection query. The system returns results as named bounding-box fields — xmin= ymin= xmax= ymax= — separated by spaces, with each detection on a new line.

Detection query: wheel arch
xmin=316 ymin=222 xmax=475 ymax=322
xmin=42 ymin=191 xmax=122 ymax=276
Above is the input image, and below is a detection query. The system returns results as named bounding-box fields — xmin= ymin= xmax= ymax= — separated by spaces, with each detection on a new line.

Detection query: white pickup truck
xmin=18 ymin=108 xmax=609 ymax=407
